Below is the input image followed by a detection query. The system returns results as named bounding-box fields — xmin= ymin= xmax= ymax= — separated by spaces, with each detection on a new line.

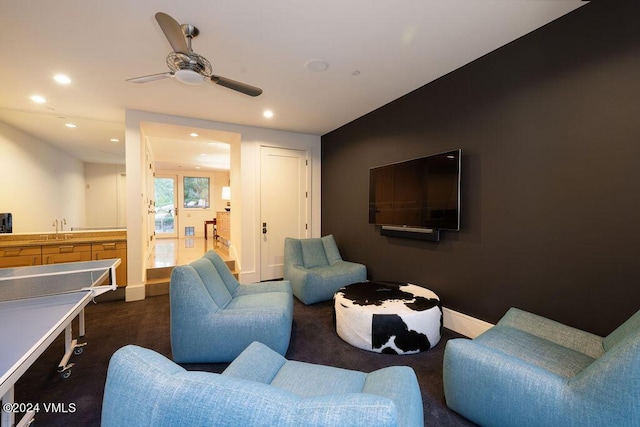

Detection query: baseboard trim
xmin=442 ymin=307 xmax=493 ymax=338
xmin=125 ymin=283 xmax=145 ymax=302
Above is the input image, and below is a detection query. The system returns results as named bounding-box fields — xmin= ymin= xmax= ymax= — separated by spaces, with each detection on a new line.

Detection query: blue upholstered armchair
xmin=102 ymin=342 xmax=424 ymax=427
xmin=443 ymin=307 xmax=640 ymax=426
xmin=284 ymin=235 xmax=367 ymax=305
xmin=170 ymin=251 xmax=293 ymax=363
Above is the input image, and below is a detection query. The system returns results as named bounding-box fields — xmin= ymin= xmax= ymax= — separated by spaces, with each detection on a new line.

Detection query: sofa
xmin=170 ymin=250 xmax=293 ymax=363
xmin=443 ymin=307 xmax=640 ymax=427
xmin=284 ymin=234 xmax=367 ymax=304
xmin=102 ymin=341 xmax=424 ymax=427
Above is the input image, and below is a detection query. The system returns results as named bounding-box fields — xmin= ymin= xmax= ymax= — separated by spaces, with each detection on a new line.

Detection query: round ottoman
xmin=334 ymin=282 xmax=442 ymax=354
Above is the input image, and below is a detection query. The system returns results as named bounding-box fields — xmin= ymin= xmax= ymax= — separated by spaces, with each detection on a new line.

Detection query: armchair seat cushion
xmin=233 ymin=280 xmax=292 ymax=297
xmin=225 ymin=291 xmax=291 ymax=312
xmin=271 ymin=361 xmax=367 ymax=396
xmin=309 ymin=261 xmax=364 ymax=278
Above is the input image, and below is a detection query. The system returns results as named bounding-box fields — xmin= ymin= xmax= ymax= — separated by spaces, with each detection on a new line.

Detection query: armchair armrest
xmin=443 ymin=338 xmax=566 ymax=427
xmin=498 ymin=308 xmax=604 ymax=358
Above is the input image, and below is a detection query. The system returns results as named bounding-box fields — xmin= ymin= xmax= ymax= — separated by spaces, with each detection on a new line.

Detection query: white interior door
xmin=260 ymin=146 xmax=309 ymax=280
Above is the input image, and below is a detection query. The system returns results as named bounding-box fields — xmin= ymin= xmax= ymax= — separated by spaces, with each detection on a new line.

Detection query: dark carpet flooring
xmin=13 ymin=294 xmax=476 ymax=426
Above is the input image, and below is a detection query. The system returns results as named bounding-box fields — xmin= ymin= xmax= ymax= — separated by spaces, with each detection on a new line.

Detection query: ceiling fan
xmin=126 ymin=12 xmax=263 ymax=97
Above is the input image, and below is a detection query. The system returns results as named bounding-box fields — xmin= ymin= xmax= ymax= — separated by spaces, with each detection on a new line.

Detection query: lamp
xmin=222 ymin=186 xmax=231 ymax=211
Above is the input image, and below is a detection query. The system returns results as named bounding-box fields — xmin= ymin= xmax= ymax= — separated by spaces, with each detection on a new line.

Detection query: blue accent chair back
xmin=444 ymin=307 xmax=640 ymax=426
xmin=102 ymin=342 xmax=424 ymax=427
xmin=170 ymin=251 xmax=293 ymax=363
xmin=284 ymin=234 xmax=367 ymax=304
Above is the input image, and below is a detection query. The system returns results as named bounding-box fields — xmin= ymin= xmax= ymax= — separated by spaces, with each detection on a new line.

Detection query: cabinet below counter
xmin=43 ymin=243 xmax=91 ymax=264
xmin=0 ymin=231 xmax=127 ymax=287
xmin=91 ymin=241 xmax=127 ymax=287
xmin=0 ymin=246 xmax=42 ymax=268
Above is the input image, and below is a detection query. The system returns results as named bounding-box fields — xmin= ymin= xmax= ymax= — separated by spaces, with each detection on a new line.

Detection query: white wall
xmin=85 ymin=163 xmax=126 ymax=228
xmin=0 ymin=121 xmax=86 ymax=233
xmin=125 ymin=110 xmax=321 ymax=300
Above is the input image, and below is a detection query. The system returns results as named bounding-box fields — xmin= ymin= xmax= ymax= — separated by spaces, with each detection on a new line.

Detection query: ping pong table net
xmin=0 ymin=268 xmax=111 ymax=302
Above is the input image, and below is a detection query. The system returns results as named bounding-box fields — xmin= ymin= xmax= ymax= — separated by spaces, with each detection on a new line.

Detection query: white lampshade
xmin=221 ymin=186 xmax=231 ymax=201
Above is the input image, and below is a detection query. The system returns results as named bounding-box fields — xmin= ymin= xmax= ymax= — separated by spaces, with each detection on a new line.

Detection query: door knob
xmin=262 ymin=222 xmax=267 ymax=234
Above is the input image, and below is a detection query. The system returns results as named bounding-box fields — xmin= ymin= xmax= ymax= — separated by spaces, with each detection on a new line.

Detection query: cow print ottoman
xmin=334 ymin=282 xmax=442 ymax=354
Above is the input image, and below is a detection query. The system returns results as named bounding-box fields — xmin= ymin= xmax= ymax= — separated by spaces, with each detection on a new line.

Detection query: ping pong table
xmin=0 ymin=258 xmax=120 ymax=427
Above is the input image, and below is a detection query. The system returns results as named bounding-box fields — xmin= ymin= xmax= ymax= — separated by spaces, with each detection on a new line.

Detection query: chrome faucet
xmin=61 ymin=218 xmax=67 ymax=232
xmin=52 ymin=219 xmax=59 ymax=236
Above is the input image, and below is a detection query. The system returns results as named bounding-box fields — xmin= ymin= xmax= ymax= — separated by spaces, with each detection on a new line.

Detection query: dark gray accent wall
xmin=321 ymin=0 xmax=640 ymax=336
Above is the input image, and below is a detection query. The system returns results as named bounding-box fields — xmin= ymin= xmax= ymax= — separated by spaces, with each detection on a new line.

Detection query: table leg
xmin=0 ymin=388 xmax=35 ymax=427
xmin=58 ymin=319 xmax=86 ymax=378
xmin=79 ymin=308 xmax=85 ymax=337
xmin=1 ymin=387 xmax=13 ymax=427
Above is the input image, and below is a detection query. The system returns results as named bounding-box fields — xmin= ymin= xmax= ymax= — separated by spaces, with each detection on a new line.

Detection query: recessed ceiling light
xmin=65 ymin=123 xmax=77 ymax=128
xmin=30 ymin=95 xmax=46 ymax=104
xmin=263 ymin=110 xmax=274 ymax=118
xmin=53 ymin=74 xmax=71 ymax=85
xmin=110 ymin=138 xmax=120 ymax=142
xmin=190 ymin=133 xmax=199 ymax=137
xmin=304 ymin=59 xmax=329 ymax=72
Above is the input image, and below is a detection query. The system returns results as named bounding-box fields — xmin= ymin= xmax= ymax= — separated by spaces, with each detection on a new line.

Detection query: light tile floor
xmin=149 ymin=237 xmax=229 ymax=268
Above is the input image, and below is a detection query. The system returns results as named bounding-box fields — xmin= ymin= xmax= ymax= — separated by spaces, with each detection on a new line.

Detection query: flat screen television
xmin=368 ymin=149 xmax=461 ymax=232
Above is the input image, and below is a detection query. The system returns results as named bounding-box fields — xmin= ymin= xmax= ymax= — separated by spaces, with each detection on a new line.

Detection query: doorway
xmin=154 ymin=175 xmax=178 ymax=238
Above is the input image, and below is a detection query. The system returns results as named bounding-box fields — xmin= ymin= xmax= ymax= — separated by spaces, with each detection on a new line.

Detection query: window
xmin=183 ymin=176 xmax=210 ymax=208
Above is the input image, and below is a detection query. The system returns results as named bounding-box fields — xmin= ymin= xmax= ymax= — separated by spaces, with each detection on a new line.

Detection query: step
xmin=146 ymin=266 xmax=173 ymax=281
xmin=146 ymin=278 xmax=170 ymax=296
xmin=145 ymin=260 xmax=238 ymax=296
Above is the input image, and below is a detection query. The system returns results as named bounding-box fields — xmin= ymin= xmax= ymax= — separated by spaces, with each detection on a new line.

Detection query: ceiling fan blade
xmin=126 ymin=72 xmax=173 ymax=83
xmin=155 ymin=12 xmax=189 ymax=54
xmin=211 ymin=75 xmax=263 ymax=97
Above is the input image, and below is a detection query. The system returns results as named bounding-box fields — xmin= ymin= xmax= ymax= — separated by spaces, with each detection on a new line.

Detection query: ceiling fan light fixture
xmin=174 ymin=69 xmax=206 ymax=85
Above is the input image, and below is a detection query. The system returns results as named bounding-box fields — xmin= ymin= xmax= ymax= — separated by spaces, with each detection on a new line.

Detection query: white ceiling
xmin=0 ymin=1 xmax=586 ymax=170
